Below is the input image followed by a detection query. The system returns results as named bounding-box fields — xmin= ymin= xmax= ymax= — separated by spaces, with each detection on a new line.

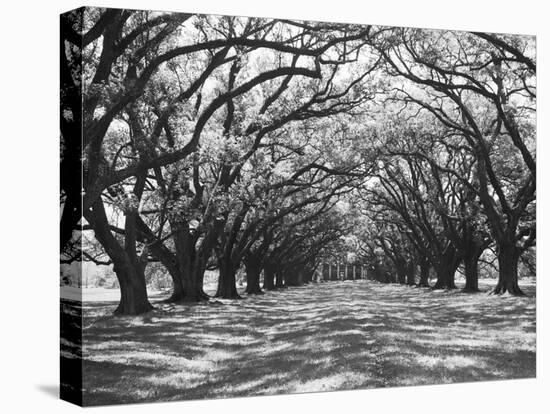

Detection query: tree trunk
xmin=405 ymin=260 xmax=416 ymax=285
xmin=245 ymin=258 xmax=263 ymax=295
xmin=492 ymin=243 xmax=524 ymax=295
xmin=264 ymin=264 xmax=276 ymax=290
xmin=372 ymin=263 xmax=381 ymax=282
xmin=304 ymin=266 xmax=315 ymax=283
xmin=284 ymin=271 xmax=297 ymax=286
xmin=119 ymin=207 xmax=154 ymax=314
xmin=418 ymin=258 xmax=431 ymax=287
xmin=167 ymin=248 xmax=209 ymax=303
xmin=134 ymin=216 xmax=188 ymax=303
xmin=215 ymin=256 xmax=241 ymax=299
xmin=433 ymin=262 xmax=458 ymax=289
xmin=349 ymin=265 xmax=354 ymax=280
xmin=322 ymin=263 xmax=329 ymax=281
xmin=85 ymin=201 xmax=153 ymax=316
xmin=114 ymin=264 xmax=153 ymax=315
xmin=275 ymin=271 xmax=285 ymax=288
xmin=60 ymin=193 xmax=80 ymax=252
xmin=176 ymin=221 xmax=218 ymax=303
xmin=433 ymin=247 xmax=459 ymax=290
xmin=167 ymin=226 xmax=190 ymax=303
xmin=331 ymin=264 xmax=337 ymax=281
xmin=463 ymin=247 xmax=482 ymax=293
xmin=166 ymin=276 xmax=185 ymax=302
xmin=463 ymin=258 xmax=479 ymax=292
xmin=154 ymin=254 xmax=186 ymax=303
xmin=396 ymin=261 xmax=407 ymax=284
xmin=161 ymin=258 xmax=209 ymax=303
xmin=182 ymin=262 xmax=210 ymax=301
xmin=286 ymin=267 xmax=306 ymax=287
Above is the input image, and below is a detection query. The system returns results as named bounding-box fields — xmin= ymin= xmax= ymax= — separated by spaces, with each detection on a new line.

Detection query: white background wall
xmin=0 ymin=0 xmax=547 ymax=413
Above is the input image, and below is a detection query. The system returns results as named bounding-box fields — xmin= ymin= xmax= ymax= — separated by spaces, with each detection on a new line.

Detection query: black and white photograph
xmin=57 ymin=4 xmax=539 ymax=407
xmin=4 ymin=0 xmax=550 ymax=412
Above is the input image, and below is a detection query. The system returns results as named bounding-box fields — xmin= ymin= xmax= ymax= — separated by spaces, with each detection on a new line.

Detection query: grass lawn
xmin=70 ymin=279 xmax=536 ymax=406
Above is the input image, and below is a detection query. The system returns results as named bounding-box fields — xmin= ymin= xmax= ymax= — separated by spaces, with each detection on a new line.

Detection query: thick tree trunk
xmin=405 ymin=260 xmax=416 ymax=285
xmin=166 ymin=277 xmax=185 ymax=302
xmin=463 ymin=259 xmax=479 ymax=292
xmin=244 ymin=258 xmax=263 ymax=295
xmin=182 ymin=263 xmax=210 ymax=301
xmin=165 ymin=252 xmax=209 ymax=303
xmin=173 ymin=222 xmax=218 ymax=303
xmin=163 ymin=224 xmax=189 ymax=303
xmin=114 ymin=264 xmax=153 ymax=315
xmin=275 ymin=271 xmax=285 ymax=288
xmin=433 ymin=263 xmax=458 ymax=289
xmin=331 ymin=264 xmax=338 ymax=281
xmin=304 ymin=266 xmax=315 ymax=283
xmin=492 ymin=243 xmax=524 ymax=295
xmin=322 ymin=263 xmax=329 ymax=281
xmin=263 ymin=264 xmax=276 ymax=290
xmin=372 ymin=263 xmax=381 ymax=282
xmin=433 ymin=248 xmax=459 ymax=290
xmin=60 ymin=193 xmax=80 ymax=252
xmin=463 ymin=247 xmax=483 ymax=293
xmin=284 ymin=271 xmax=297 ymax=286
xmin=286 ymin=267 xmax=306 ymax=287
xmin=134 ymin=216 xmax=189 ymax=303
xmin=85 ymin=201 xmax=153 ymax=316
xmin=298 ymin=267 xmax=307 ymax=286
xmin=396 ymin=262 xmax=407 ymax=284
xmin=417 ymin=258 xmax=430 ymax=287
xmin=120 ymin=207 xmax=154 ymax=314
xmin=153 ymin=254 xmax=186 ymax=303
xmin=162 ymin=259 xmax=209 ymax=303
xmin=344 ymin=265 xmax=350 ymax=280
xmin=215 ymin=256 xmax=241 ymax=299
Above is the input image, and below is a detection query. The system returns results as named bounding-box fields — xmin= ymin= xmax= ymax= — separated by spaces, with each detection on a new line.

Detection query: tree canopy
xmin=60 ymin=8 xmax=536 ymax=315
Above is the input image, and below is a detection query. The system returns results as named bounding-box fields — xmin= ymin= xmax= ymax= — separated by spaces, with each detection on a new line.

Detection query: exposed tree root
xmin=490 ymin=283 xmax=525 ymax=296
xmin=113 ymin=302 xmax=154 ymax=316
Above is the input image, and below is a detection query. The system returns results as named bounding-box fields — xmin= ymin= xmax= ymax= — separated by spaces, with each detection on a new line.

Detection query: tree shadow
xmin=61 ymin=278 xmax=536 ymax=406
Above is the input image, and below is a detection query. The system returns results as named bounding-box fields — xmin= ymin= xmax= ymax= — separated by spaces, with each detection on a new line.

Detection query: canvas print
xmin=60 ymin=6 xmax=536 ymax=407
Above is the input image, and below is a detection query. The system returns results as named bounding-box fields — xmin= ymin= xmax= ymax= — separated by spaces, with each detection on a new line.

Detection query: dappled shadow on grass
xmin=74 ymin=279 xmax=536 ymax=406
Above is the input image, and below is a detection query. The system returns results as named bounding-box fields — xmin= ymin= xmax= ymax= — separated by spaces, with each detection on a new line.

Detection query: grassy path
xmin=76 ymin=280 xmax=536 ymax=405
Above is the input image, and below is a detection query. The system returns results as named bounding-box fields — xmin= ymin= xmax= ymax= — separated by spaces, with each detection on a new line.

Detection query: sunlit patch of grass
xmin=415 ymin=354 xmax=487 ymax=369
xmin=290 ymin=371 xmax=372 ymax=392
xmin=73 ymin=279 xmax=536 ymax=405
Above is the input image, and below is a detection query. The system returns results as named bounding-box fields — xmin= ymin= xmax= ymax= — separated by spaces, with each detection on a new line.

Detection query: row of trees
xmin=351 ymin=28 xmax=535 ymax=294
xmin=60 ymin=8 xmax=535 ymax=315
xmin=61 ymin=8 xmax=377 ymax=314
